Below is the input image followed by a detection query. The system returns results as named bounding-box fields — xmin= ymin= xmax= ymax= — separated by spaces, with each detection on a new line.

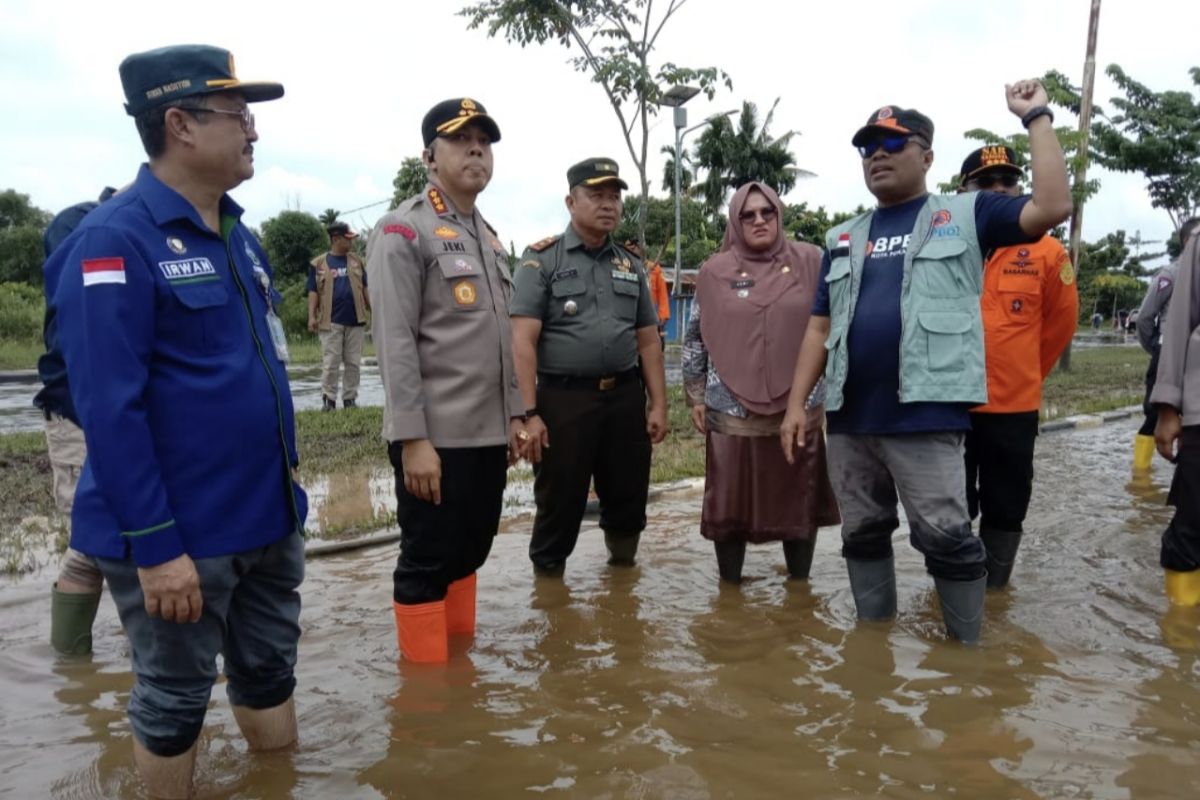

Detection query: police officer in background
xmin=368 ymin=98 xmax=526 ymax=664
xmin=511 ymin=158 xmax=669 ymax=578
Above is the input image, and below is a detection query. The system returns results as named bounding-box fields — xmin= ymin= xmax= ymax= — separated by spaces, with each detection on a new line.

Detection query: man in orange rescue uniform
xmin=957 ymin=144 xmax=1078 ymax=588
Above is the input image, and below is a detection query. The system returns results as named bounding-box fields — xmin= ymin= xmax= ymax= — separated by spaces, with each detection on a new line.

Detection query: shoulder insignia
xmin=427 ymin=187 xmax=449 ymax=216
xmin=1059 ymin=261 xmax=1075 ymax=286
xmin=528 ymin=235 xmax=560 ymax=252
xmin=521 ymin=259 xmax=541 ymax=270
xmin=384 ymin=223 xmax=417 ymax=241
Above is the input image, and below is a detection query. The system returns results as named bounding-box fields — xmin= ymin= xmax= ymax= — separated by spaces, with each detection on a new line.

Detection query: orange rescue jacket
xmin=975 ymin=235 xmax=1078 ymax=413
xmin=648 ymin=261 xmax=671 ymax=324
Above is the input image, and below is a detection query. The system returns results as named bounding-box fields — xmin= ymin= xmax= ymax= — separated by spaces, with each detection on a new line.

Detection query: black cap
xmin=119 ymin=44 xmax=283 ymax=117
xmin=567 ymin=157 xmax=628 ymax=190
xmin=958 ymin=145 xmax=1023 ymax=186
xmin=327 ymin=222 xmax=357 ymax=239
xmin=421 ymin=98 xmax=501 ymax=147
xmin=851 ymin=105 xmax=935 ymax=147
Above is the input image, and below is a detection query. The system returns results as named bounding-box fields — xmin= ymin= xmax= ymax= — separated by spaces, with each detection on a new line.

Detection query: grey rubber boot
xmin=50 ymin=584 xmax=102 ymax=655
xmin=714 ymin=541 xmax=746 ymax=583
xmin=782 ymin=539 xmax=817 ymax=580
xmin=979 ymin=526 xmax=1022 ymax=589
xmin=933 ymin=575 xmax=987 ymax=644
xmin=846 ymin=557 xmax=897 ymax=621
xmin=604 ymin=531 xmax=640 ymax=566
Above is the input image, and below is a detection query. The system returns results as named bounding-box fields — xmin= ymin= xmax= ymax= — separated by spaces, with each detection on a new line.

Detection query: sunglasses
xmin=857 ymin=135 xmax=919 ymax=158
xmin=738 ymin=207 xmax=778 ymax=224
xmin=970 ymin=173 xmax=1021 ymax=190
xmin=178 ymin=105 xmax=256 ymax=133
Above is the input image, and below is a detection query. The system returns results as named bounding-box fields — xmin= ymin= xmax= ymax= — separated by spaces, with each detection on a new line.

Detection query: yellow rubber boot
xmin=1165 ymin=569 xmax=1200 ymax=607
xmin=393 ymin=600 xmax=449 ymax=663
xmin=445 ymin=573 xmax=477 ymax=636
xmin=1134 ymin=434 xmax=1156 ymax=471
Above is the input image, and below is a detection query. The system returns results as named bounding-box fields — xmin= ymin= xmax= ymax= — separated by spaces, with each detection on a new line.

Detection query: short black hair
xmin=134 ymin=98 xmax=201 ymax=158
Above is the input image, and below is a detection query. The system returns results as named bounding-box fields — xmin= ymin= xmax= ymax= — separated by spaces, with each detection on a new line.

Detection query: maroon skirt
xmin=700 ymin=427 xmax=840 ymax=544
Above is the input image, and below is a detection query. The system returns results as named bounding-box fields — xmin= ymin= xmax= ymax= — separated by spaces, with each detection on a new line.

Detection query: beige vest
xmin=312 ymin=252 xmax=367 ymax=330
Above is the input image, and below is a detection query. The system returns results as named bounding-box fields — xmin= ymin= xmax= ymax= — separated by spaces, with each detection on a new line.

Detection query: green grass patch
xmin=1042 ymin=345 xmax=1148 ymax=419
xmin=286 ymin=336 xmax=376 ymax=366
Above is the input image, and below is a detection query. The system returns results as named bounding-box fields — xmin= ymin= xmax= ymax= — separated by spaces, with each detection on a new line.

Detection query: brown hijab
xmin=696 ymin=181 xmax=822 ymax=415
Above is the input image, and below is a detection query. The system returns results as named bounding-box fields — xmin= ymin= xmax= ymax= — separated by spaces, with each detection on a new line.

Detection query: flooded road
xmin=3 ymin=416 xmax=1200 ymax=799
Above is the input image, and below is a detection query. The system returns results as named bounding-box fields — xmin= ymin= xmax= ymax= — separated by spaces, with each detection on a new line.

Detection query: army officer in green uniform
xmin=511 ymin=158 xmax=669 ymax=577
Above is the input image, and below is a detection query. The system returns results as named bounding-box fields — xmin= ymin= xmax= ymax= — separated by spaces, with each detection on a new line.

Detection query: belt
xmin=537 ymin=368 xmax=640 ymax=392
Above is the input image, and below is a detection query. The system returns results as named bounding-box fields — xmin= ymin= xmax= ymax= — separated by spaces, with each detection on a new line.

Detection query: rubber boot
xmin=1133 ymin=434 xmax=1156 ymax=472
xmin=604 ymin=531 xmax=640 ymax=566
xmin=445 ymin=573 xmax=477 ymax=635
xmin=782 ymin=538 xmax=817 ymax=581
xmin=933 ymin=575 xmax=987 ymax=644
xmin=1165 ymin=569 xmax=1200 ymax=607
xmin=979 ymin=526 xmax=1022 ymax=590
xmin=321 ymin=395 xmax=336 ymax=412
xmin=393 ymin=600 xmax=448 ymax=663
xmin=50 ymin=584 xmax=101 ymax=655
xmin=714 ymin=540 xmax=746 ymax=584
xmin=845 ymin=558 xmax=897 ymax=621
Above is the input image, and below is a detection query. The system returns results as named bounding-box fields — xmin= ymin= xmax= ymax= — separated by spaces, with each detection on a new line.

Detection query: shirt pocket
xmin=912 ymin=237 xmax=974 ymax=299
xmin=436 ymin=254 xmax=484 ymax=313
xmin=612 ymin=277 xmax=641 ymax=320
xmin=166 ymin=281 xmax=240 ymax=354
xmin=997 ymin=264 xmax=1042 ymax=319
xmin=549 ymin=275 xmax=587 ymax=319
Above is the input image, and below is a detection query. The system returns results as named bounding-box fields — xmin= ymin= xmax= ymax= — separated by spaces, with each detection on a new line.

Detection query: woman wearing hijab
xmin=683 ymin=181 xmax=839 ymax=584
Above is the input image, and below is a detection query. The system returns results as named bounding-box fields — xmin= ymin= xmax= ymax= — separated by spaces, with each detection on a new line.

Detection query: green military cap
xmin=567 ymin=157 xmax=629 ymax=190
xmin=119 ymin=44 xmax=283 ymax=116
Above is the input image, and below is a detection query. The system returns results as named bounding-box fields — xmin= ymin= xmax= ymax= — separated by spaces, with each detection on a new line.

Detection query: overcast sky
xmin=1 ymin=0 xmax=1195 ymax=267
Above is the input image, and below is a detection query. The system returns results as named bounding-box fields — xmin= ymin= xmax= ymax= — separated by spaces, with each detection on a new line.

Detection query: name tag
xmin=731 ymin=279 xmax=755 ymax=290
xmin=554 ymin=268 xmax=578 ymax=281
xmin=612 ymin=270 xmax=639 ymax=282
xmin=159 ymin=257 xmax=216 ymax=282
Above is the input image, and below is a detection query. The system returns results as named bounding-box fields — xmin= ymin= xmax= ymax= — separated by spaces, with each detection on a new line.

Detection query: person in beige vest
xmin=307 ymin=221 xmax=370 ymax=409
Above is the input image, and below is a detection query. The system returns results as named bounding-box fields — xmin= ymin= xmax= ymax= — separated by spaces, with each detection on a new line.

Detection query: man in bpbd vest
xmin=307 ymin=221 xmax=370 ymax=410
xmin=781 ymin=80 xmax=1072 ymax=643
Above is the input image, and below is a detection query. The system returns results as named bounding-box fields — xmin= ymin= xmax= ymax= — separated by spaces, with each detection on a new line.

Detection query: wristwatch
xmin=1021 ymin=105 xmax=1054 ymax=129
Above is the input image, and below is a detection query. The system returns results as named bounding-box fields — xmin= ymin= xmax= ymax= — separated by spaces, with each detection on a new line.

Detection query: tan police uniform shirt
xmin=367 ymin=183 xmax=522 ymax=447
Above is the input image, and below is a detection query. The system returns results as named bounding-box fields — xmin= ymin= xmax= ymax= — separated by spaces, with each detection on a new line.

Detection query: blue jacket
xmin=47 ymin=165 xmax=307 ymax=567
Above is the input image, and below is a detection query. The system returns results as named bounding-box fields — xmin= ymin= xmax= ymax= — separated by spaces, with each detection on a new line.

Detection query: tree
xmin=0 ymin=189 xmax=51 ymax=229
xmin=459 ymin=0 xmax=730 ymax=247
xmin=0 ymin=189 xmax=51 ymax=285
xmin=318 ymin=208 xmax=341 ymax=227
xmin=691 ymin=98 xmax=811 ymax=220
xmin=259 ymin=210 xmax=328 ymax=285
xmin=783 ymin=202 xmax=864 ymax=247
xmin=1091 ymin=65 xmax=1200 ymax=230
xmin=390 ymin=157 xmax=429 ymax=210
xmin=660 ymin=144 xmax=693 ymax=195
xmin=614 ymin=193 xmax=718 ymax=269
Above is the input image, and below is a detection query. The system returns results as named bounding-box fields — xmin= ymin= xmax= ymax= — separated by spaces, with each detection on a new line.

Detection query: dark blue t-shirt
xmin=306 ymin=254 xmax=365 ymax=327
xmin=812 ymin=192 xmax=1032 ymax=434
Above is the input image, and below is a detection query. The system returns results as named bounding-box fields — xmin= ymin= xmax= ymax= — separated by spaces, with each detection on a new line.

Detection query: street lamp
xmin=661 ymin=90 xmax=736 ymax=339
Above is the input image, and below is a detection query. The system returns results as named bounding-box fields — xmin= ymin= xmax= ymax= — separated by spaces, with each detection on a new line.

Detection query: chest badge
xmin=453 ymin=280 xmax=477 ymax=306
xmin=1011 ymin=298 xmax=1023 ymax=313
xmin=434 ymin=226 xmax=459 ymax=240
xmin=166 ymin=236 xmax=186 ymax=254
xmin=564 ymin=299 xmax=579 ymax=316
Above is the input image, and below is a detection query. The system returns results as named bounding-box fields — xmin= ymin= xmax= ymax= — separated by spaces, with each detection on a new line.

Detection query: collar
xmin=563 ymin=224 xmax=612 ymax=254
xmin=135 ymin=163 xmax=244 ymax=232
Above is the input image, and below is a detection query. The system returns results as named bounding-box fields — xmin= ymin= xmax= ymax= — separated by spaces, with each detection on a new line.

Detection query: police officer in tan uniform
xmin=367 ymin=97 xmax=527 ymax=664
xmin=511 ymin=158 xmax=669 ymax=578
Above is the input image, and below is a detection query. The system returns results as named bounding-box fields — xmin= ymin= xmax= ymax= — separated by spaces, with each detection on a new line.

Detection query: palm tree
xmin=318 ymin=208 xmax=341 ymax=227
xmin=692 ymin=98 xmax=814 ymax=219
xmin=660 ymin=144 xmax=694 ymax=196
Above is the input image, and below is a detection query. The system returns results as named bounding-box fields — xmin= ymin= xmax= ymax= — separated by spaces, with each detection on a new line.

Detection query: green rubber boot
xmin=50 ymin=584 xmax=101 ymax=655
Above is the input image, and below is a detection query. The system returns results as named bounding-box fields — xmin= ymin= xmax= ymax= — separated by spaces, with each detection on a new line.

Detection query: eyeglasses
xmin=177 ymin=105 xmax=255 ymax=132
xmin=738 ymin=207 xmax=778 ymax=224
xmin=857 ymin=135 xmax=918 ymax=159
xmin=970 ymin=173 xmax=1020 ymax=190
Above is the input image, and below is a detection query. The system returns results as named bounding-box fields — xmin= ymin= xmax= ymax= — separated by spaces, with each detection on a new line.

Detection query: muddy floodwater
xmin=4 ymin=416 xmax=1200 ymax=799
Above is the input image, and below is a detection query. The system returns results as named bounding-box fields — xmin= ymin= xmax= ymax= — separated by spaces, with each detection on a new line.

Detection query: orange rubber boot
xmin=393 ymin=600 xmax=448 ymax=663
xmin=445 ymin=573 xmax=477 ymax=635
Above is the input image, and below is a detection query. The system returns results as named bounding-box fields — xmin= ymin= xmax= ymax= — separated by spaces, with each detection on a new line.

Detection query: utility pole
xmin=1061 ymin=0 xmax=1101 ymax=370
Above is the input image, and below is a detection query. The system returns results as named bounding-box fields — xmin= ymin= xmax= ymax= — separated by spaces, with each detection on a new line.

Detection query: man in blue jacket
xmin=46 ymin=45 xmax=307 ymax=799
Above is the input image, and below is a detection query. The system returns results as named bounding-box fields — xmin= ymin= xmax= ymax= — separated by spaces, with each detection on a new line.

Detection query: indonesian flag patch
xmin=82 ymin=257 xmax=126 ymax=286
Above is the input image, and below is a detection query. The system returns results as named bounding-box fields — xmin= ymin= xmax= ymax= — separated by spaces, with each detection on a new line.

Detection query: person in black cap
xmin=43 ymin=44 xmax=306 ymax=797
xmin=956 ymin=145 xmax=1078 ymax=590
xmin=780 ymin=80 xmax=1072 ymax=644
xmin=367 ymin=97 xmax=526 ymax=664
xmin=510 ymin=158 xmax=669 ymax=579
xmin=307 ymin=220 xmax=370 ymax=410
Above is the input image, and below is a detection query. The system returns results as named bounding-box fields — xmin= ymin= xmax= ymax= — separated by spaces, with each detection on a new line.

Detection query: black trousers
xmin=529 ymin=378 xmax=651 ymax=569
xmin=1140 ymin=345 xmax=1161 ymax=436
xmin=389 ymin=443 xmax=508 ymax=604
xmin=1162 ymin=425 xmax=1200 ymax=571
xmin=964 ymin=411 xmax=1039 ymax=532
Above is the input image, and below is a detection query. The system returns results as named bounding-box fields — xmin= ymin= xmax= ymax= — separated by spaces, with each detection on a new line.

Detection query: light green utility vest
xmin=821 ymin=193 xmax=986 ymax=412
